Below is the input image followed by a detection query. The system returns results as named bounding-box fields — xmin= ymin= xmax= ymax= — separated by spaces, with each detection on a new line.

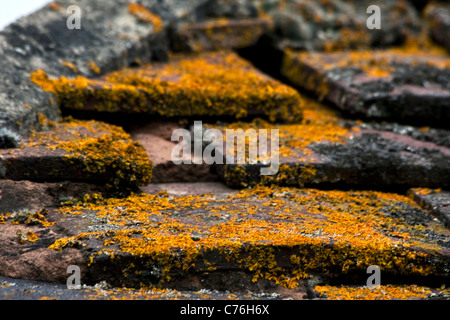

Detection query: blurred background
xmin=0 ymin=0 xmax=50 ymax=30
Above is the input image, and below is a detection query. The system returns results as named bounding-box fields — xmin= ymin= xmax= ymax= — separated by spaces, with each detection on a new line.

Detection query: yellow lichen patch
xmin=128 ymin=3 xmax=163 ymax=33
xmin=62 ymin=61 xmax=78 ymax=74
xmin=25 ymin=118 xmax=152 ymax=190
xmin=2 ymin=210 xmax=55 ymax=228
xmin=208 ymin=96 xmax=349 ymax=187
xmin=314 ymin=285 xmax=432 ymax=300
xmin=88 ymin=62 xmax=101 ymax=75
xmin=49 ymin=2 xmax=62 ymax=10
xmin=30 ymin=52 xmax=303 ymax=122
xmin=17 ymin=230 xmax=39 ymax=244
xmin=49 ymin=186 xmax=448 ymax=288
xmin=409 ymin=188 xmax=432 ymax=196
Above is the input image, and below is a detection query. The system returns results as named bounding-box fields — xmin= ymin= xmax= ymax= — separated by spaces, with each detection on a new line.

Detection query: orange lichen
xmin=88 ymin=62 xmax=101 ymax=75
xmin=128 ymin=3 xmax=163 ymax=33
xmin=17 ymin=230 xmax=39 ymax=243
xmin=25 ymin=118 xmax=152 ymax=190
xmin=49 ymin=186 xmax=448 ymax=288
xmin=282 ymin=42 xmax=450 ymax=106
xmin=62 ymin=61 xmax=78 ymax=73
xmin=2 ymin=210 xmax=55 ymax=228
xmin=315 ymin=285 xmax=432 ymax=300
xmin=30 ymin=52 xmax=303 ymax=122
xmin=49 ymin=2 xmax=62 ymax=10
xmin=175 ymin=17 xmax=273 ymax=52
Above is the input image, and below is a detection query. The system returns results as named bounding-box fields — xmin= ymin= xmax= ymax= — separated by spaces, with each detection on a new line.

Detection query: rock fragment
xmin=425 ymin=2 xmax=450 ymax=51
xmin=41 ymin=186 xmax=450 ymax=289
xmin=171 ymin=17 xmax=273 ymax=52
xmin=0 ymin=118 xmax=152 ymax=191
xmin=263 ymin=0 xmax=421 ymax=51
xmin=281 ymin=47 xmax=450 ymax=125
xmin=209 ymin=97 xmax=450 ymax=189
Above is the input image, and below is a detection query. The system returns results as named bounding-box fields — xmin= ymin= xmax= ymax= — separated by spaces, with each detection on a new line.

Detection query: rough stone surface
xmin=35 ymin=187 xmax=450 ymax=290
xmin=0 ymin=0 xmax=208 ymax=139
xmin=0 ymin=275 xmax=297 ymax=300
xmin=263 ymin=0 xmax=421 ymax=51
xmin=0 ymin=119 xmax=152 ymax=191
xmin=211 ymin=98 xmax=450 ymax=189
xmin=408 ymin=188 xmax=450 ymax=228
xmin=1 ymin=0 xmax=449 ymax=303
xmin=31 ymin=51 xmax=303 ymax=123
xmin=0 ymin=180 xmax=108 ymax=214
xmin=0 ymin=222 xmax=86 ymax=283
xmin=281 ymin=48 xmax=450 ymax=125
xmin=425 ymin=2 xmax=450 ymax=51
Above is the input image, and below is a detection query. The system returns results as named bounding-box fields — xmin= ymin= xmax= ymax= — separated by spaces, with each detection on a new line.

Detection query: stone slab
xmin=33 ymin=186 xmax=450 ymax=290
xmin=1 ymin=0 xmax=199 ymax=138
xmin=171 ymin=17 xmax=273 ymax=52
xmin=408 ymin=188 xmax=450 ymax=228
xmin=0 ymin=119 xmax=152 ymax=191
xmin=0 ymin=180 xmax=107 ymax=214
xmin=0 ymin=276 xmax=290 ymax=300
xmin=425 ymin=2 xmax=450 ymax=51
xmin=31 ymin=51 xmax=303 ymax=123
xmin=210 ymin=97 xmax=450 ymax=189
xmin=264 ymin=0 xmax=421 ymax=51
xmin=281 ymin=47 xmax=450 ymax=125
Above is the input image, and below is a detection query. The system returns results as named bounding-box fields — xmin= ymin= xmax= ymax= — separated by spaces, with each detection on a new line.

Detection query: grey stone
xmin=263 ymin=0 xmax=421 ymax=51
xmin=281 ymin=49 xmax=450 ymax=125
xmin=0 ymin=0 xmax=209 ymax=140
xmin=408 ymin=188 xmax=450 ymax=227
xmin=425 ymin=2 xmax=450 ymax=51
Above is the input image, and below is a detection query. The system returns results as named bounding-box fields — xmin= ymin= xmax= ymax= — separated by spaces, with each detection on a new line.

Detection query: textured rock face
xmin=204 ymin=96 xmax=450 ymax=189
xmin=1 ymin=0 xmax=449 ymax=301
xmin=408 ymin=188 xmax=450 ymax=227
xmin=425 ymin=2 xmax=450 ymax=51
xmin=264 ymin=0 xmax=421 ymax=51
xmin=3 ymin=186 xmax=448 ymax=290
xmin=281 ymin=48 xmax=450 ymax=125
xmin=0 ymin=0 xmax=208 ymax=139
xmin=30 ymin=51 xmax=303 ymax=122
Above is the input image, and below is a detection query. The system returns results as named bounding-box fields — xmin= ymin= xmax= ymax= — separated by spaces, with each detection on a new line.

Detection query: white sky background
xmin=0 ymin=0 xmax=51 ymax=30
